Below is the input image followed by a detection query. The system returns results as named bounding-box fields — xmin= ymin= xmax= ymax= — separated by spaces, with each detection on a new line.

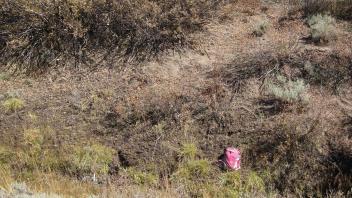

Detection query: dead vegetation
xmin=0 ymin=0 xmax=352 ymax=197
xmin=0 ymin=0 xmax=234 ymax=73
xmin=301 ymin=0 xmax=352 ymax=20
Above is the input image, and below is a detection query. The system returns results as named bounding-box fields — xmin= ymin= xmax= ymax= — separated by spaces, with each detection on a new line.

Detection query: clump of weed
xmin=126 ymin=168 xmax=159 ymax=186
xmin=172 ymin=164 xmax=269 ymax=197
xmin=2 ymin=98 xmax=24 ymax=112
xmin=0 ymin=146 xmax=15 ymax=165
xmin=1 ymin=178 xmax=97 ymax=198
xmin=0 ymin=73 xmax=10 ymax=81
xmin=266 ymin=75 xmax=309 ymax=103
xmin=253 ymin=19 xmax=269 ymax=37
xmin=0 ymin=165 xmax=14 ymax=192
xmin=218 ymin=171 xmax=266 ymax=197
xmin=19 ymin=128 xmax=62 ymax=171
xmin=173 ymin=159 xmax=211 ymax=182
xmin=308 ymin=14 xmax=336 ymax=43
xmin=219 ymin=171 xmax=241 ymax=188
xmin=179 ymin=143 xmax=198 ymax=161
xmin=171 ymin=159 xmax=212 ymax=197
xmin=244 ymin=171 xmax=266 ymax=193
xmin=69 ymin=143 xmax=115 ymax=176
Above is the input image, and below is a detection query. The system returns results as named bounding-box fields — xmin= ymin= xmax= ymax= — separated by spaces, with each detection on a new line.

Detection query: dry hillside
xmin=0 ymin=0 xmax=352 ymax=197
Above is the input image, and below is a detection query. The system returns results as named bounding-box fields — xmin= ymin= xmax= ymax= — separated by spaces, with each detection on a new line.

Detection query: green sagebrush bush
xmin=308 ymin=14 xmax=336 ymax=43
xmin=266 ymin=75 xmax=309 ymax=103
xmin=0 ymin=0 xmax=233 ymax=73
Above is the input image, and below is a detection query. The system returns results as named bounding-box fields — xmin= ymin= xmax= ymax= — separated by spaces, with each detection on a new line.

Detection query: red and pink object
xmin=218 ymin=147 xmax=241 ymax=170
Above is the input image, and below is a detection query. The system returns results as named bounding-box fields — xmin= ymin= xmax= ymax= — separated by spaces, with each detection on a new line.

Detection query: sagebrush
xmin=308 ymin=14 xmax=336 ymax=43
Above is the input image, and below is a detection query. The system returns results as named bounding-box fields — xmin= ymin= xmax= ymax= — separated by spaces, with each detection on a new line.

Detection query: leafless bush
xmin=0 ymin=0 xmax=233 ymax=73
xmin=247 ymin=107 xmax=352 ymax=196
xmin=298 ymin=0 xmax=352 ymax=20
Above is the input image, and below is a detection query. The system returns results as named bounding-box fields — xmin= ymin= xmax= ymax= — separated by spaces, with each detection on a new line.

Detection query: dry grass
xmin=301 ymin=0 xmax=352 ymax=19
xmin=22 ymin=172 xmax=99 ymax=197
xmin=0 ymin=0 xmax=234 ymax=73
xmin=0 ymin=0 xmax=351 ymax=197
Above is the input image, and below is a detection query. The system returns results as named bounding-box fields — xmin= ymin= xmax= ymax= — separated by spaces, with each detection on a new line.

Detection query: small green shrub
xmin=179 ymin=143 xmax=197 ymax=160
xmin=219 ymin=171 xmax=242 ymax=189
xmin=0 ymin=73 xmax=10 ymax=81
xmin=173 ymin=159 xmax=211 ymax=181
xmin=172 ymin=159 xmax=212 ymax=197
xmin=218 ymin=171 xmax=266 ymax=197
xmin=266 ymin=75 xmax=309 ymax=103
xmin=2 ymin=98 xmax=24 ymax=112
xmin=23 ymin=128 xmax=44 ymax=148
xmin=0 ymin=146 xmax=15 ymax=165
xmin=244 ymin=171 xmax=266 ymax=193
xmin=69 ymin=143 xmax=115 ymax=176
xmin=126 ymin=168 xmax=158 ymax=186
xmin=308 ymin=14 xmax=336 ymax=43
xmin=253 ymin=19 xmax=269 ymax=37
xmin=19 ymin=128 xmax=62 ymax=171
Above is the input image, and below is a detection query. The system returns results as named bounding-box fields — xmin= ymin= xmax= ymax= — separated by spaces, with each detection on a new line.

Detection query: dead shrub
xmin=247 ymin=116 xmax=326 ymax=196
xmin=0 ymin=0 xmax=234 ymax=73
xmin=218 ymin=52 xmax=277 ymax=93
xmin=299 ymin=0 xmax=352 ymax=20
xmin=247 ymin=111 xmax=352 ymax=196
xmin=252 ymin=19 xmax=269 ymax=37
xmin=326 ymin=95 xmax=352 ymax=194
xmin=326 ymin=133 xmax=352 ymax=195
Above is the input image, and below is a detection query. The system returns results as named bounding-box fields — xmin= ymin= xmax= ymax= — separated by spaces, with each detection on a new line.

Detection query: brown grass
xmin=0 ymin=0 xmax=352 ymax=197
xmin=290 ymin=0 xmax=352 ymax=19
xmin=0 ymin=0 xmax=234 ymax=73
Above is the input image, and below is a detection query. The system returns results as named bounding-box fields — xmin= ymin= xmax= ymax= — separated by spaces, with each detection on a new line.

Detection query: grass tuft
xmin=179 ymin=143 xmax=198 ymax=160
xmin=2 ymin=98 xmax=25 ymax=112
xmin=126 ymin=168 xmax=159 ymax=186
xmin=69 ymin=143 xmax=115 ymax=176
xmin=253 ymin=19 xmax=269 ymax=37
xmin=174 ymin=159 xmax=211 ymax=181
